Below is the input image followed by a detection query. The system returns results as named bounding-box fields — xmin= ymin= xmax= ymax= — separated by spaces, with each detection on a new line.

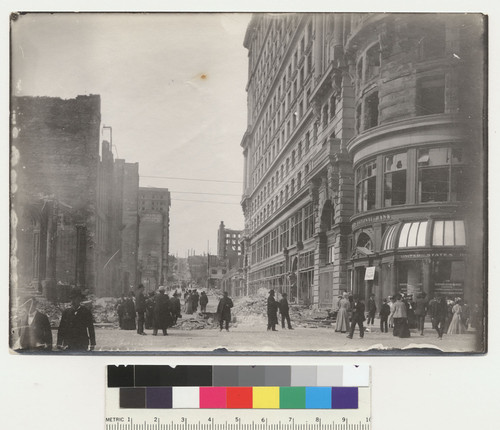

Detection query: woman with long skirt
xmin=335 ymin=292 xmax=351 ymax=333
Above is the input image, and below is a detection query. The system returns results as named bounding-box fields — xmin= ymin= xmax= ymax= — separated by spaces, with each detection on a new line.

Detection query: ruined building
xmin=240 ymin=14 xmax=485 ymax=310
xmin=11 ymin=95 xmax=140 ymax=299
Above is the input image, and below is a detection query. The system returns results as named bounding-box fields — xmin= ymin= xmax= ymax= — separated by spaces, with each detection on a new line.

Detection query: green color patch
xmin=279 ymin=387 xmax=306 ymax=409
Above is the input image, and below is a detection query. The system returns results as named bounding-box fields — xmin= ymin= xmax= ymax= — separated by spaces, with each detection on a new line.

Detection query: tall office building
xmin=240 ymin=14 xmax=485 ymax=309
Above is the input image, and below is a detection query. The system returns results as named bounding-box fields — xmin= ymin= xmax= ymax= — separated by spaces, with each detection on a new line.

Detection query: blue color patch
xmin=305 ymin=387 xmax=332 ymax=409
xmin=331 ymin=387 xmax=358 ymax=409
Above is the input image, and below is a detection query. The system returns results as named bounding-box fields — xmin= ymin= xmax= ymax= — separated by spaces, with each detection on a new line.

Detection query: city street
xmin=93 ymin=323 xmax=478 ymax=353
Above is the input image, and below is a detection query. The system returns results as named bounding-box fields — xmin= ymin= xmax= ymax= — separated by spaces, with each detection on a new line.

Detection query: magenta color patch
xmin=199 ymin=387 xmax=227 ymax=408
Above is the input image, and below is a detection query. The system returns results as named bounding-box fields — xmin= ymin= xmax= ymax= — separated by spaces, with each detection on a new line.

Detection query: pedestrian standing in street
xmin=122 ymin=291 xmax=136 ymax=330
xmin=145 ymin=292 xmax=155 ymax=329
xmin=379 ymin=298 xmax=391 ymax=333
xmin=428 ymin=295 xmax=439 ymax=330
xmin=390 ymin=294 xmax=410 ymax=338
xmin=135 ymin=284 xmax=147 ymax=335
xmin=279 ymin=293 xmax=293 ymax=329
xmin=216 ymin=291 xmax=234 ymax=331
xmin=335 ymin=292 xmax=350 ymax=333
xmin=267 ymin=290 xmax=279 ymax=331
xmin=433 ymin=296 xmax=448 ymax=339
xmin=447 ymin=298 xmax=465 ymax=334
xmin=116 ymin=296 xmax=125 ymax=329
xmin=186 ymin=291 xmax=194 ymax=314
xmin=153 ymin=286 xmax=171 ymax=336
xmin=192 ymin=290 xmax=200 ymax=313
xmin=200 ymin=291 xmax=209 ymax=312
xmin=170 ymin=292 xmax=182 ymax=326
xmin=366 ymin=294 xmax=377 ymax=325
xmin=16 ymin=296 xmax=53 ymax=351
xmin=347 ymin=295 xmax=365 ymax=339
xmin=387 ymin=296 xmax=395 ymax=328
xmin=414 ymin=292 xmax=428 ymax=336
xmin=57 ymin=288 xmax=96 ymax=351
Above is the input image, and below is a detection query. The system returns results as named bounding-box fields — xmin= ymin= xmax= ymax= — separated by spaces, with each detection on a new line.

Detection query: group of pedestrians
xmin=266 ymin=290 xmax=293 ymax=331
xmin=15 ymin=287 xmax=96 ymax=351
xmin=117 ymin=284 xmax=182 ymax=336
xmin=336 ymin=290 xmax=476 ymax=340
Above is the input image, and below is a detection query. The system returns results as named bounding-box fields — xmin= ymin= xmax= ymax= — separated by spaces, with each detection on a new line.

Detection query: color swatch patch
xmin=109 ymin=365 xmax=367 ymax=410
xmin=118 ymin=386 xmax=358 ymax=409
xmin=108 ymin=365 xmax=369 ymax=387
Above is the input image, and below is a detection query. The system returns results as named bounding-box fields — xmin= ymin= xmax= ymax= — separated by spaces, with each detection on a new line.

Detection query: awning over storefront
xmin=381 ymin=219 xmax=466 ymax=251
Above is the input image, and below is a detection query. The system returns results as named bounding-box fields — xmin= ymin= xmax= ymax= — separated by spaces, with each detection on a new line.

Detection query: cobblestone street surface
xmin=92 ymin=322 xmax=479 ymax=353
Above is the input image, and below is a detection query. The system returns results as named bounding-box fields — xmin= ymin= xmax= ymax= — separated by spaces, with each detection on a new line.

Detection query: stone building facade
xmin=240 ymin=14 xmax=485 ymax=310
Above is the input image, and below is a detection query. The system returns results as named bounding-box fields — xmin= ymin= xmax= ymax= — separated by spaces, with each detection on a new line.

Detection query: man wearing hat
xmin=216 ymin=291 xmax=234 ymax=331
xmin=16 ymin=296 xmax=52 ymax=351
xmin=57 ymin=288 xmax=96 ymax=351
xmin=267 ymin=290 xmax=279 ymax=331
xmin=153 ymin=286 xmax=171 ymax=336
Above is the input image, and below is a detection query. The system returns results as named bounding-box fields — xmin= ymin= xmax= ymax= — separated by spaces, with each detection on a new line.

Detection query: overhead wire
xmin=141 ymin=175 xmax=242 ymax=184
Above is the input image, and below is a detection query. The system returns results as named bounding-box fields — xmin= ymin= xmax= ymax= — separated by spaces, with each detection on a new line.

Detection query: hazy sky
xmin=11 ymin=12 xmax=251 ymax=256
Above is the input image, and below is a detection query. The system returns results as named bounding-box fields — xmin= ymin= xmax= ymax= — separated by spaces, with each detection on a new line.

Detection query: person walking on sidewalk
xmin=267 ymin=290 xmax=279 ymax=331
xmin=335 ymin=292 xmax=350 ymax=333
xmin=347 ymin=295 xmax=365 ymax=339
xmin=135 ymin=284 xmax=147 ymax=335
xmin=200 ymin=291 xmax=209 ymax=312
xmin=379 ymin=298 xmax=391 ymax=333
xmin=217 ymin=291 xmax=234 ymax=331
xmin=279 ymin=293 xmax=293 ymax=329
xmin=414 ymin=292 xmax=428 ymax=336
xmin=433 ymin=296 xmax=448 ymax=339
xmin=366 ymin=294 xmax=377 ymax=325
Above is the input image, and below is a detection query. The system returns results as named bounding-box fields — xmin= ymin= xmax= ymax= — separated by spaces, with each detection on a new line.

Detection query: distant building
xmin=114 ymin=159 xmax=140 ymax=293
xmin=138 ymin=187 xmax=171 ymax=291
xmin=240 ymin=14 xmax=485 ymax=310
xmin=187 ymin=254 xmax=208 ymax=287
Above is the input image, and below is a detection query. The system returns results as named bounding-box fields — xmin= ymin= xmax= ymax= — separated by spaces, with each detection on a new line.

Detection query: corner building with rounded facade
xmin=240 ymin=13 xmax=485 ymax=310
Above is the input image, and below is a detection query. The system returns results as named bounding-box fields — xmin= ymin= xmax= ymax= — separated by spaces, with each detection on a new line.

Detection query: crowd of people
xmin=14 ymin=284 xmax=478 ymax=352
xmin=333 ymin=291 xmax=480 ymax=340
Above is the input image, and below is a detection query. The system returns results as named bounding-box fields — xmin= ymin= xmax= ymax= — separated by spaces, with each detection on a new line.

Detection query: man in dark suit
xmin=267 ymin=290 xmax=279 ymax=331
xmin=217 ymin=291 xmax=234 ymax=331
xmin=17 ymin=296 xmax=52 ymax=351
xmin=57 ymin=288 xmax=96 ymax=351
xmin=347 ymin=294 xmax=365 ymax=339
xmin=135 ymin=284 xmax=147 ymax=335
xmin=279 ymin=293 xmax=293 ymax=329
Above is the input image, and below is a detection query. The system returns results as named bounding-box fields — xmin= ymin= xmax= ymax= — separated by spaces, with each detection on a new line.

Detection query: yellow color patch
xmin=252 ymin=387 xmax=280 ymax=409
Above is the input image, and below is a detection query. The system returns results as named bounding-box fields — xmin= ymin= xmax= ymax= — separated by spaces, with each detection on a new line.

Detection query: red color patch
xmin=226 ymin=387 xmax=253 ymax=409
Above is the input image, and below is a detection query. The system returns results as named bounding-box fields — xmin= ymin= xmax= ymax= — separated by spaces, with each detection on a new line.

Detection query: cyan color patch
xmin=305 ymin=387 xmax=332 ymax=409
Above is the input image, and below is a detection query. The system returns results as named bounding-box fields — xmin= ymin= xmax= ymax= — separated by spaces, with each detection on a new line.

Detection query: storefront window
xmin=384 ymin=153 xmax=407 ymax=206
xmin=418 ymin=147 xmax=465 ymax=203
xmin=433 ymin=260 xmax=465 ymax=298
xmin=356 ymin=159 xmax=377 ymax=212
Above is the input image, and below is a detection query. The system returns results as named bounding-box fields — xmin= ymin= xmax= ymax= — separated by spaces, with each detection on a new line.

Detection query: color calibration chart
xmin=105 ymin=365 xmax=371 ymax=430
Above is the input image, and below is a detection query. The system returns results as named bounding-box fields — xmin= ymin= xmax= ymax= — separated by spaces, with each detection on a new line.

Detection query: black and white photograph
xmin=9 ymin=12 xmax=487 ymax=354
